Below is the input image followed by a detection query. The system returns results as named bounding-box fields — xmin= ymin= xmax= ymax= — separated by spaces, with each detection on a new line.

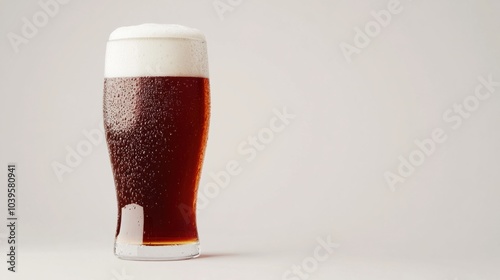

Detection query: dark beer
xmin=104 ymin=24 xmax=210 ymax=260
xmin=104 ymin=76 xmax=209 ymax=245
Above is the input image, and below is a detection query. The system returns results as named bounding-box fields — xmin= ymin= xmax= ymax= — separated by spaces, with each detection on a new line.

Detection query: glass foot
xmin=114 ymin=242 xmax=200 ymax=261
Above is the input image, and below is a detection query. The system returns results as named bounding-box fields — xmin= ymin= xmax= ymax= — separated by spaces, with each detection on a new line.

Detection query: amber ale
xmin=103 ymin=24 xmax=210 ymax=260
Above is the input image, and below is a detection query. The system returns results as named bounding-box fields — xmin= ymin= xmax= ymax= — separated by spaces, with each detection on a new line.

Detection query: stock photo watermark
xmin=51 ymin=120 xmax=104 ymax=182
xmin=385 ymin=74 xmax=499 ymax=191
xmin=282 ymin=234 xmax=339 ymax=280
xmin=339 ymin=0 xmax=406 ymax=63
xmin=197 ymin=106 xmax=294 ymax=208
xmin=110 ymin=268 xmax=134 ymax=280
xmin=213 ymin=0 xmax=245 ymax=21
xmin=7 ymin=0 xmax=71 ymax=53
xmin=179 ymin=106 xmax=296 ymax=221
xmin=6 ymin=164 xmax=18 ymax=272
xmin=87 ymin=267 xmax=133 ymax=280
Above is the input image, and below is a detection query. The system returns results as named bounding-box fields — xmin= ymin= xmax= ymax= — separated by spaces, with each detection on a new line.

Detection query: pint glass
xmin=103 ymin=24 xmax=210 ymax=260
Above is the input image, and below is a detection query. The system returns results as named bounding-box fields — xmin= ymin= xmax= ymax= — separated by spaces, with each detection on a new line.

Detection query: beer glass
xmin=103 ymin=24 xmax=210 ymax=260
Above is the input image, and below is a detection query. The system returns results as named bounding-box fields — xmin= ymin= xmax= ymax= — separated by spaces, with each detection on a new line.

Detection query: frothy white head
xmin=105 ymin=24 xmax=208 ymax=78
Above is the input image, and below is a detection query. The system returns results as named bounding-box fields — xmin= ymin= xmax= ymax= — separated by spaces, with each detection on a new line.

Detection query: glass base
xmin=114 ymin=242 xmax=200 ymax=261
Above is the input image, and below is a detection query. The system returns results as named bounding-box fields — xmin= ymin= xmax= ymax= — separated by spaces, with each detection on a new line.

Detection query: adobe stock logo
xmin=196 ymin=107 xmax=295 ymax=209
xmin=178 ymin=106 xmax=296 ymax=223
xmin=7 ymin=0 xmax=71 ymax=53
xmin=339 ymin=0 xmax=404 ymax=63
xmin=109 ymin=268 xmax=134 ymax=280
xmin=385 ymin=74 xmax=499 ymax=191
xmin=282 ymin=235 xmax=339 ymax=280
xmin=213 ymin=0 xmax=245 ymax=21
xmin=51 ymin=121 xmax=105 ymax=182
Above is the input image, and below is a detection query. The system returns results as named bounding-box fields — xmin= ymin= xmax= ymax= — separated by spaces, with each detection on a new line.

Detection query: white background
xmin=1 ymin=0 xmax=500 ymax=279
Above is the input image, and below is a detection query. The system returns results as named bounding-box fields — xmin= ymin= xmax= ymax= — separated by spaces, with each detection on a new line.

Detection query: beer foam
xmin=105 ymin=24 xmax=208 ymax=78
